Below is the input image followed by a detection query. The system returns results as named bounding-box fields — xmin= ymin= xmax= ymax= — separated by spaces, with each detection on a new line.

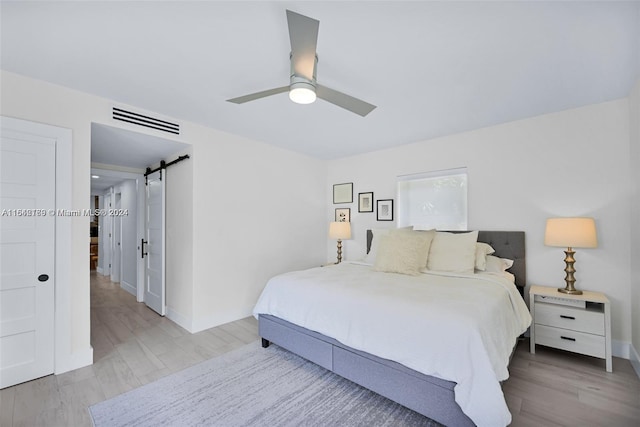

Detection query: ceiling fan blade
xmin=286 ymin=10 xmax=319 ymax=81
xmin=316 ymin=85 xmax=376 ymax=117
xmin=226 ymin=86 xmax=289 ymax=104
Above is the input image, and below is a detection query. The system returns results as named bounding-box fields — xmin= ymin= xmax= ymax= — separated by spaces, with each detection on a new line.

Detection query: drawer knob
xmin=560 ymin=336 xmax=576 ymax=342
xmin=560 ymin=315 xmax=575 ymax=320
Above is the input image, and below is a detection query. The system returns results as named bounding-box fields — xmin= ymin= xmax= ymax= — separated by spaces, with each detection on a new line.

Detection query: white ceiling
xmin=91 ymin=123 xmax=189 ymax=170
xmin=90 ymin=174 xmax=128 ymax=194
xmin=2 ymin=1 xmax=639 ymax=160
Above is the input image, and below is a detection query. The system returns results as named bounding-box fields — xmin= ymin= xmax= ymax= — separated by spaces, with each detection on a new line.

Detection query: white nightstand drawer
xmin=535 ymin=324 xmax=606 ymax=358
xmin=534 ymin=303 xmax=604 ymax=335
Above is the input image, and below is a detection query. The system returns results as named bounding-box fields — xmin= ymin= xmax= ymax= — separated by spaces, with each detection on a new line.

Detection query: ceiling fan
xmin=227 ymin=10 xmax=376 ymax=117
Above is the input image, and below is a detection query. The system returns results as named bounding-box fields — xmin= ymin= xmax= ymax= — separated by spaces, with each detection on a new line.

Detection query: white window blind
xmin=397 ymin=168 xmax=468 ymax=230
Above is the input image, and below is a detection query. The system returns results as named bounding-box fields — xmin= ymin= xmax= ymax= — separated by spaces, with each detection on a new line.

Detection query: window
xmin=397 ymin=168 xmax=468 ymax=230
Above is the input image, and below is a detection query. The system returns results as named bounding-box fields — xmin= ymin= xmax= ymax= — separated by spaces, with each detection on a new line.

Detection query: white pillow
xmin=475 ymin=242 xmax=496 ymax=271
xmin=427 ymin=231 xmax=479 ymax=274
xmin=364 ymin=227 xmax=412 ymax=264
xmin=373 ymin=232 xmax=432 ymax=276
xmin=363 ymin=229 xmax=392 ymax=264
xmin=485 ymin=255 xmax=514 ymax=272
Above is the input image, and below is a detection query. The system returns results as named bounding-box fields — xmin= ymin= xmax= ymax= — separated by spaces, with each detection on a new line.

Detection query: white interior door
xmin=0 ymin=129 xmax=55 ymax=388
xmin=111 ymin=192 xmax=122 ymax=283
xmin=144 ymin=170 xmax=165 ymax=315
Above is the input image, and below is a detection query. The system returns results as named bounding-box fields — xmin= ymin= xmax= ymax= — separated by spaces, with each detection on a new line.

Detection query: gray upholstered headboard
xmin=366 ymin=230 xmax=526 ymax=295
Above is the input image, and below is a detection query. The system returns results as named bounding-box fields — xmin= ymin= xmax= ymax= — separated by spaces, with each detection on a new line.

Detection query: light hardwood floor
xmin=1 ymin=272 xmax=638 ymax=426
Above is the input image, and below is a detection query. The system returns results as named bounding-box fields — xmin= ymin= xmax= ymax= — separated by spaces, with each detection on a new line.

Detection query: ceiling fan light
xmin=289 ymin=82 xmax=316 ymax=104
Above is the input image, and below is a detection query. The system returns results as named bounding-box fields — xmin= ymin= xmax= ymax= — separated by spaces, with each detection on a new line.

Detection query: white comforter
xmin=253 ymin=262 xmax=532 ymax=427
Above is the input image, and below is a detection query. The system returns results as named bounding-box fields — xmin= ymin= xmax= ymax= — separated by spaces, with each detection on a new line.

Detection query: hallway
xmin=0 ymin=272 xmax=258 ymax=426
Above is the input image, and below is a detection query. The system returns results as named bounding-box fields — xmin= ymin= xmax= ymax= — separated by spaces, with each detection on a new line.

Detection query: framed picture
xmin=335 ymin=208 xmax=351 ymax=222
xmin=376 ymin=199 xmax=394 ymax=221
xmin=333 ymin=182 xmax=353 ymax=204
xmin=358 ymin=192 xmax=374 ymax=213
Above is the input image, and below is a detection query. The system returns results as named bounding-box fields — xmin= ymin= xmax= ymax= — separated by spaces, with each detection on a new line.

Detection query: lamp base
xmin=558 ymin=287 xmax=583 ymax=295
xmin=558 ymin=247 xmax=582 ymax=295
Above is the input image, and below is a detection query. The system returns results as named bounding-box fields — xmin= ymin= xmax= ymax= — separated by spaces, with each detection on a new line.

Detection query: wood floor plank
xmin=55 ymin=364 xmax=96 ymax=388
xmin=131 ymin=324 xmax=176 ymax=355
xmin=115 ymin=338 xmax=166 ymax=378
xmin=11 ymin=375 xmax=62 ymax=427
xmin=519 ymin=394 xmax=639 ymax=427
xmin=577 ymin=387 xmax=640 ymax=420
xmin=57 ymin=376 xmax=106 ymax=427
xmin=0 ymin=386 xmax=15 ymax=426
xmin=218 ymin=320 xmax=260 ymax=343
xmin=92 ymin=352 xmax=141 ymax=400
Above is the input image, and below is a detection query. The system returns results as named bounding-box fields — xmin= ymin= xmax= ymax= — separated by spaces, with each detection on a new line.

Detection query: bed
xmin=253 ymin=230 xmax=530 ymax=427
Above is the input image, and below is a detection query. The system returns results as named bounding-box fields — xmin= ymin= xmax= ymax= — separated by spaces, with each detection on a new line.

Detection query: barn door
xmin=143 ymin=170 xmax=165 ymax=315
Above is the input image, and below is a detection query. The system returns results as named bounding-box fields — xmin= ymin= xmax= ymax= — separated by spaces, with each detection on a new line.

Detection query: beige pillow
xmin=475 ymin=242 xmax=496 ymax=271
xmin=364 ymin=227 xmax=412 ymax=264
xmin=391 ymin=228 xmax=436 ymax=270
xmin=427 ymin=231 xmax=479 ymax=274
xmin=373 ymin=232 xmax=432 ymax=276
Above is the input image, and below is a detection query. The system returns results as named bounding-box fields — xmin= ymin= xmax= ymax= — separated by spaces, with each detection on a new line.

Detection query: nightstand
xmin=529 ymin=285 xmax=612 ymax=372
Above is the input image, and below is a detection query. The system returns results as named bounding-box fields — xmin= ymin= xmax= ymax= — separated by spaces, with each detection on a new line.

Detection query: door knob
xmin=38 ymin=274 xmax=49 ymax=282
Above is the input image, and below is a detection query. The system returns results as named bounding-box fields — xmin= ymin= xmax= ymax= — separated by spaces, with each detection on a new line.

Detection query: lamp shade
xmin=329 ymin=221 xmax=351 ymax=240
xmin=544 ymin=217 xmax=598 ymax=248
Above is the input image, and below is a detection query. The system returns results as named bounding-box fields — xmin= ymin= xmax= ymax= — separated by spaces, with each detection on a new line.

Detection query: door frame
xmin=0 ymin=116 xmax=86 ymax=374
xmin=91 ymin=167 xmax=145 ymax=302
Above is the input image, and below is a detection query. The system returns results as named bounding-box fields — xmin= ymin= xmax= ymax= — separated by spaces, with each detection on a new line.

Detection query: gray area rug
xmin=89 ymin=341 xmax=441 ymax=427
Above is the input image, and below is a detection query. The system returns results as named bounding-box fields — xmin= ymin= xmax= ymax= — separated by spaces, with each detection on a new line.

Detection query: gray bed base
xmin=259 ymin=314 xmax=474 ymax=426
xmin=258 ymin=230 xmax=526 ymax=427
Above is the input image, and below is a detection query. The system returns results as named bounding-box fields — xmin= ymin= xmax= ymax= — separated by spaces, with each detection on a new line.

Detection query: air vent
xmin=112 ymin=107 xmax=180 ymax=135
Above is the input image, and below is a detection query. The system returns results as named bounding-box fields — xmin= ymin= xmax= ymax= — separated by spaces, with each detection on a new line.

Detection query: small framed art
xmin=333 ymin=182 xmax=353 ymax=204
xmin=335 ymin=208 xmax=351 ymax=222
xmin=376 ymin=199 xmax=393 ymax=221
xmin=358 ymin=192 xmax=374 ymax=213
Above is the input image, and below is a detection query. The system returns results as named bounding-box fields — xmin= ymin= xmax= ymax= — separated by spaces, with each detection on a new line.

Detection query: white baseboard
xmin=630 ymin=343 xmax=640 ymax=379
xmin=120 ymin=280 xmax=136 ymax=297
xmin=190 ymin=305 xmax=254 ymax=334
xmin=612 ymin=339 xmax=630 ymax=359
xmin=96 ymin=266 xmax=103 ymax=275
xmin=165 ymin=305 xmax=254 ymax=334
xmin=166 ymin=307 xmax=194 ymax=333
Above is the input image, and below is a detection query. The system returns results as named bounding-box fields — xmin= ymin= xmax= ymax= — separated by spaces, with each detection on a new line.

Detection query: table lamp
xmin=329 ymin=221 xmax=351 ymax=264
xmin=544 ymin=217 xmax=598 ymax=295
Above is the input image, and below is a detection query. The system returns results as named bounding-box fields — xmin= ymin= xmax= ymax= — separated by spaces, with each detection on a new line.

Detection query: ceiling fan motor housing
xmin=289 ymin=54 xmax=318 ymax=103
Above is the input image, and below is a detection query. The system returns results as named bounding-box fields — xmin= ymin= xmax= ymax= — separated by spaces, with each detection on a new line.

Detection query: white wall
xmin=629 ymin=78 xmax=640 ymax=371
xmin=165 ymin=147 xmax=194 ymax=328
xmin=0 ymin=70 xmax=327 ymax=368
xmin=189 ymin=124 xmax=327 ymax=331
xmin=327 ymin=99 xmax=633 ymax=346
